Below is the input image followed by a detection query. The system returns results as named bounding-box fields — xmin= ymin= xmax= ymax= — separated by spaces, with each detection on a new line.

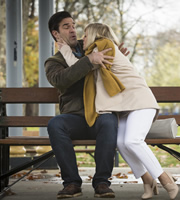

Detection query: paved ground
xmin=1 ymin=168 xmax=180 ymax=200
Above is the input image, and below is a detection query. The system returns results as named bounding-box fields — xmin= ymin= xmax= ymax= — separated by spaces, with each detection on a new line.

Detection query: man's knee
xmin=98 ymin=113 xmax=118 ymax=129
xmin=47 ymin=115 xmax=64 ymax=134
xmin=96 ymin=114 xmax=118 ymax=143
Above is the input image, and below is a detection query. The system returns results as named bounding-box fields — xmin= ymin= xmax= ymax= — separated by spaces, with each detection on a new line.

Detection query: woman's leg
xmin=118 ymin=109 xmax=163 ymax=179
xmin=117 ymin=109 xmax=179 ymax=199
xmin=117 ymin=115 xmax=147 ymax=178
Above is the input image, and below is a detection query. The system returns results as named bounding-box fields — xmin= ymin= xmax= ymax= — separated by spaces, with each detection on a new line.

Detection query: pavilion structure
xmin=6 ymin=0 xmax=55 ymax=137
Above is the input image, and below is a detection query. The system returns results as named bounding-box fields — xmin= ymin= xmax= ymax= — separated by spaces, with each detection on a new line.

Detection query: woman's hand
xmin=57 ymin=37 xmax=68 ymax=51
xmin=87 ymin=48 xmax=114 ymax=68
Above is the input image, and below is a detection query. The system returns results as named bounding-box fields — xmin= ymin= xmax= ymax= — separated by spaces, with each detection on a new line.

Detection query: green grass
xmin=150 ymin=145 xmax=180 ymax=167
xmin=26 ymin=127 xmax=39 ymax=131
xmin=75 ymin=144 xmax=180 ymax=168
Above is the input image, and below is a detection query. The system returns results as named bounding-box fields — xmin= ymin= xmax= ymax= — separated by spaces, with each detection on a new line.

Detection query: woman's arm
xmin=58 ymin=42 xmax=79 ymax=66
xmin=58 ymin=42 xmax=105 ymax=70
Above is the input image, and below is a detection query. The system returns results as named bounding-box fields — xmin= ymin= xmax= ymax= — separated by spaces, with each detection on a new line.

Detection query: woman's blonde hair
xmin=84 ymin=23 xmax=120 ymax=50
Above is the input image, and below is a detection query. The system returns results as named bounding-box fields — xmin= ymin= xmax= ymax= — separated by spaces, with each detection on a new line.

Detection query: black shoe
xmin=57 ymin=184 xmax=82 ymax=199
xmin=94 ymin=183 xmax=115 ymax=198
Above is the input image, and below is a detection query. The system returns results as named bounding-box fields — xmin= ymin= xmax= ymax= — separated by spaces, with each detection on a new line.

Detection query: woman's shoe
xmin=163 ymin=172 xmax=179 ymax=200
xmin=141 ymin=180 xmax=159 ymax=199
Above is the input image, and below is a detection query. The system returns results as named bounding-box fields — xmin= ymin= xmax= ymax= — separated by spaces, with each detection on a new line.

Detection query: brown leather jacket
xmin=44 ymin=41 xmax=93 ymax=116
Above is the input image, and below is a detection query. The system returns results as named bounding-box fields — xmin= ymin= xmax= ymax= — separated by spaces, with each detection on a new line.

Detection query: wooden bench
xmin=0 ymin=87 xmax=180 ymax=195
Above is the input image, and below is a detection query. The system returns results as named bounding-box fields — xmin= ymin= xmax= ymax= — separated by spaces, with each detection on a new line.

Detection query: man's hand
xmin=87 ymin=48 xmax=114 ymax=68
xmin=119 ymin=42 xmax=130 ymax=56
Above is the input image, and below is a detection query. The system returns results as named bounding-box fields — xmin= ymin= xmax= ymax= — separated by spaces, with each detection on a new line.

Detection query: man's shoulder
xmin=45 ymin=51 xmax=64 ymax=65
xmin=45 ymin=40 xmax=83 ymax=65
xmin=47 ymin=51 xmax=61 ymax=60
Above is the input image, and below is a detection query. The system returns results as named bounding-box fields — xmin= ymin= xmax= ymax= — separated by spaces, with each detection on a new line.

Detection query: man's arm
xmin=45 ymin=55 xmax=92 ymax=90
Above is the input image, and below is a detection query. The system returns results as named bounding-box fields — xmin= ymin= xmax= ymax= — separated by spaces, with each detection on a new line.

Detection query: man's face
xmin=57 ymin=17 xmax=78 ymax=48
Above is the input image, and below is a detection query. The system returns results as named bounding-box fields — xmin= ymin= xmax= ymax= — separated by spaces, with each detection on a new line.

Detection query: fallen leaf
xmin=86 ymin=175 xmax=93 ymax=181
xmin=41 ymin=170 xmax=47 ymax=173
xmin=55 ymin=174 xmax=61 ymax=177
xmin=113 ymin=172 xmax=121 ymax=177
xmin=124 ymin=181 xmax=138 ymax=184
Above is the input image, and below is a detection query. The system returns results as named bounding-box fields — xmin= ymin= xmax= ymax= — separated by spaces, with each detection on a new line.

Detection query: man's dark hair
xmin=48 ymin=11 xmax=72 ymax=41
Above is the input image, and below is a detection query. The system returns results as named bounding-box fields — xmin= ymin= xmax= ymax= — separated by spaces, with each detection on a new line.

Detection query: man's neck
xmin=71 ymin=47 xmax=76 ymax=52
xmin=72 ymin=45 xmax=83 ymax=58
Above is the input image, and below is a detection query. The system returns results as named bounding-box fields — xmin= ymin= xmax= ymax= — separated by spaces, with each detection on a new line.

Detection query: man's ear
xmin=52 ymin=30 xmax=60 ymax=41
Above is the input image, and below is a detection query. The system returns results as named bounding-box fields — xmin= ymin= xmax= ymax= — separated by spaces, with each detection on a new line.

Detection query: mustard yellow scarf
xmin=84 ymin=38 xmax=125 ymax=127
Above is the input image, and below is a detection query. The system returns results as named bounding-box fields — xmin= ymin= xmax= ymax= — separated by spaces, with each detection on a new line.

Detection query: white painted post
xmin=6 ymin=0 xmax=23 ymax=136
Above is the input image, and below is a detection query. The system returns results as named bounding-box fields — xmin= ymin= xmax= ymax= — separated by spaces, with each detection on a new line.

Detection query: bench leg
xmin=0 ymin=145 xmax=9 ymax=193
xmin=114 ymin=150 xmax=119 ymax=167
xmin=157 ymin=144 xmax=180 ymax=161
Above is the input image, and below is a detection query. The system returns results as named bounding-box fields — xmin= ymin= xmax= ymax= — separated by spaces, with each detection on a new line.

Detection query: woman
xmin=58 ymin=23 xmax=179 ymax=199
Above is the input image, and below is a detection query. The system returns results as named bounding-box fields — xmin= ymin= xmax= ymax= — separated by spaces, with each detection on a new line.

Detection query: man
xmin=45 ymin=11 xmax=128 ymax=199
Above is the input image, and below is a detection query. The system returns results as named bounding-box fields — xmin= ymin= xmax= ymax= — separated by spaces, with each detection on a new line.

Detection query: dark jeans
xmin=47 ymin=113 xmax=118 ymax=188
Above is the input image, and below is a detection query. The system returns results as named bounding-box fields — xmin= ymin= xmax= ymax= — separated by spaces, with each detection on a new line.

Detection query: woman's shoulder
xmin=96 ymin=38 xmax=115 ymax=49
xmin=113 ymin=45 xmax=134 ymax=67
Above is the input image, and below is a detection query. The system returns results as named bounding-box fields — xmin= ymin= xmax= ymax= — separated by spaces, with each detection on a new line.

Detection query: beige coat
xmin=59 ymin=43 xmax=159 ymax=120
xmin=95 ymin=44 xmax=159 ymax=119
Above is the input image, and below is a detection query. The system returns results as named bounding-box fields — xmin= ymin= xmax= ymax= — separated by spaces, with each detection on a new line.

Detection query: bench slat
xmin=0 ymin=116 xmax=52 ymax=127
xmin=146 ymin=137 xmax=180 ymax=144
xmin=150 ymin=87 xmax=180 ymax=102
xmin=1 ymin=115 xmax=180 ymax=127
xmin=0 ymin=137 xmax=180 ymax=145
xmin=0 ymin=137 xmax=96 ymax=145
xmin=1 ymin=87 xmax=180 ymax=103
xmin=0 ymin=88 xmax=59 ymax=103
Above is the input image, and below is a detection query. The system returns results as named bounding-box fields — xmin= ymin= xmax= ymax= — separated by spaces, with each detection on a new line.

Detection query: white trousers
xmin=117 ymin=109 xmax=163 ymax=179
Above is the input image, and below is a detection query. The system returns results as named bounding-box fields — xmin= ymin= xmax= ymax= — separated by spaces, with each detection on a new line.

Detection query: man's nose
xmin=70 ymin=26 xmax=75 ymax=32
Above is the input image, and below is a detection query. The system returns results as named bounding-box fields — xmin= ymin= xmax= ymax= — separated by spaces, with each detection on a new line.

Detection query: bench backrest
xmin=0 ymin=87 xmax=180 ymax=127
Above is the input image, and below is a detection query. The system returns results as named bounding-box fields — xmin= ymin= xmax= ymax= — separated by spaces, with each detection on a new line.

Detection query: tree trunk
xmin=0 ymin=0 xmax=6 ymax=86
xmin=22 ymin=0 xmax=38 ymax=116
